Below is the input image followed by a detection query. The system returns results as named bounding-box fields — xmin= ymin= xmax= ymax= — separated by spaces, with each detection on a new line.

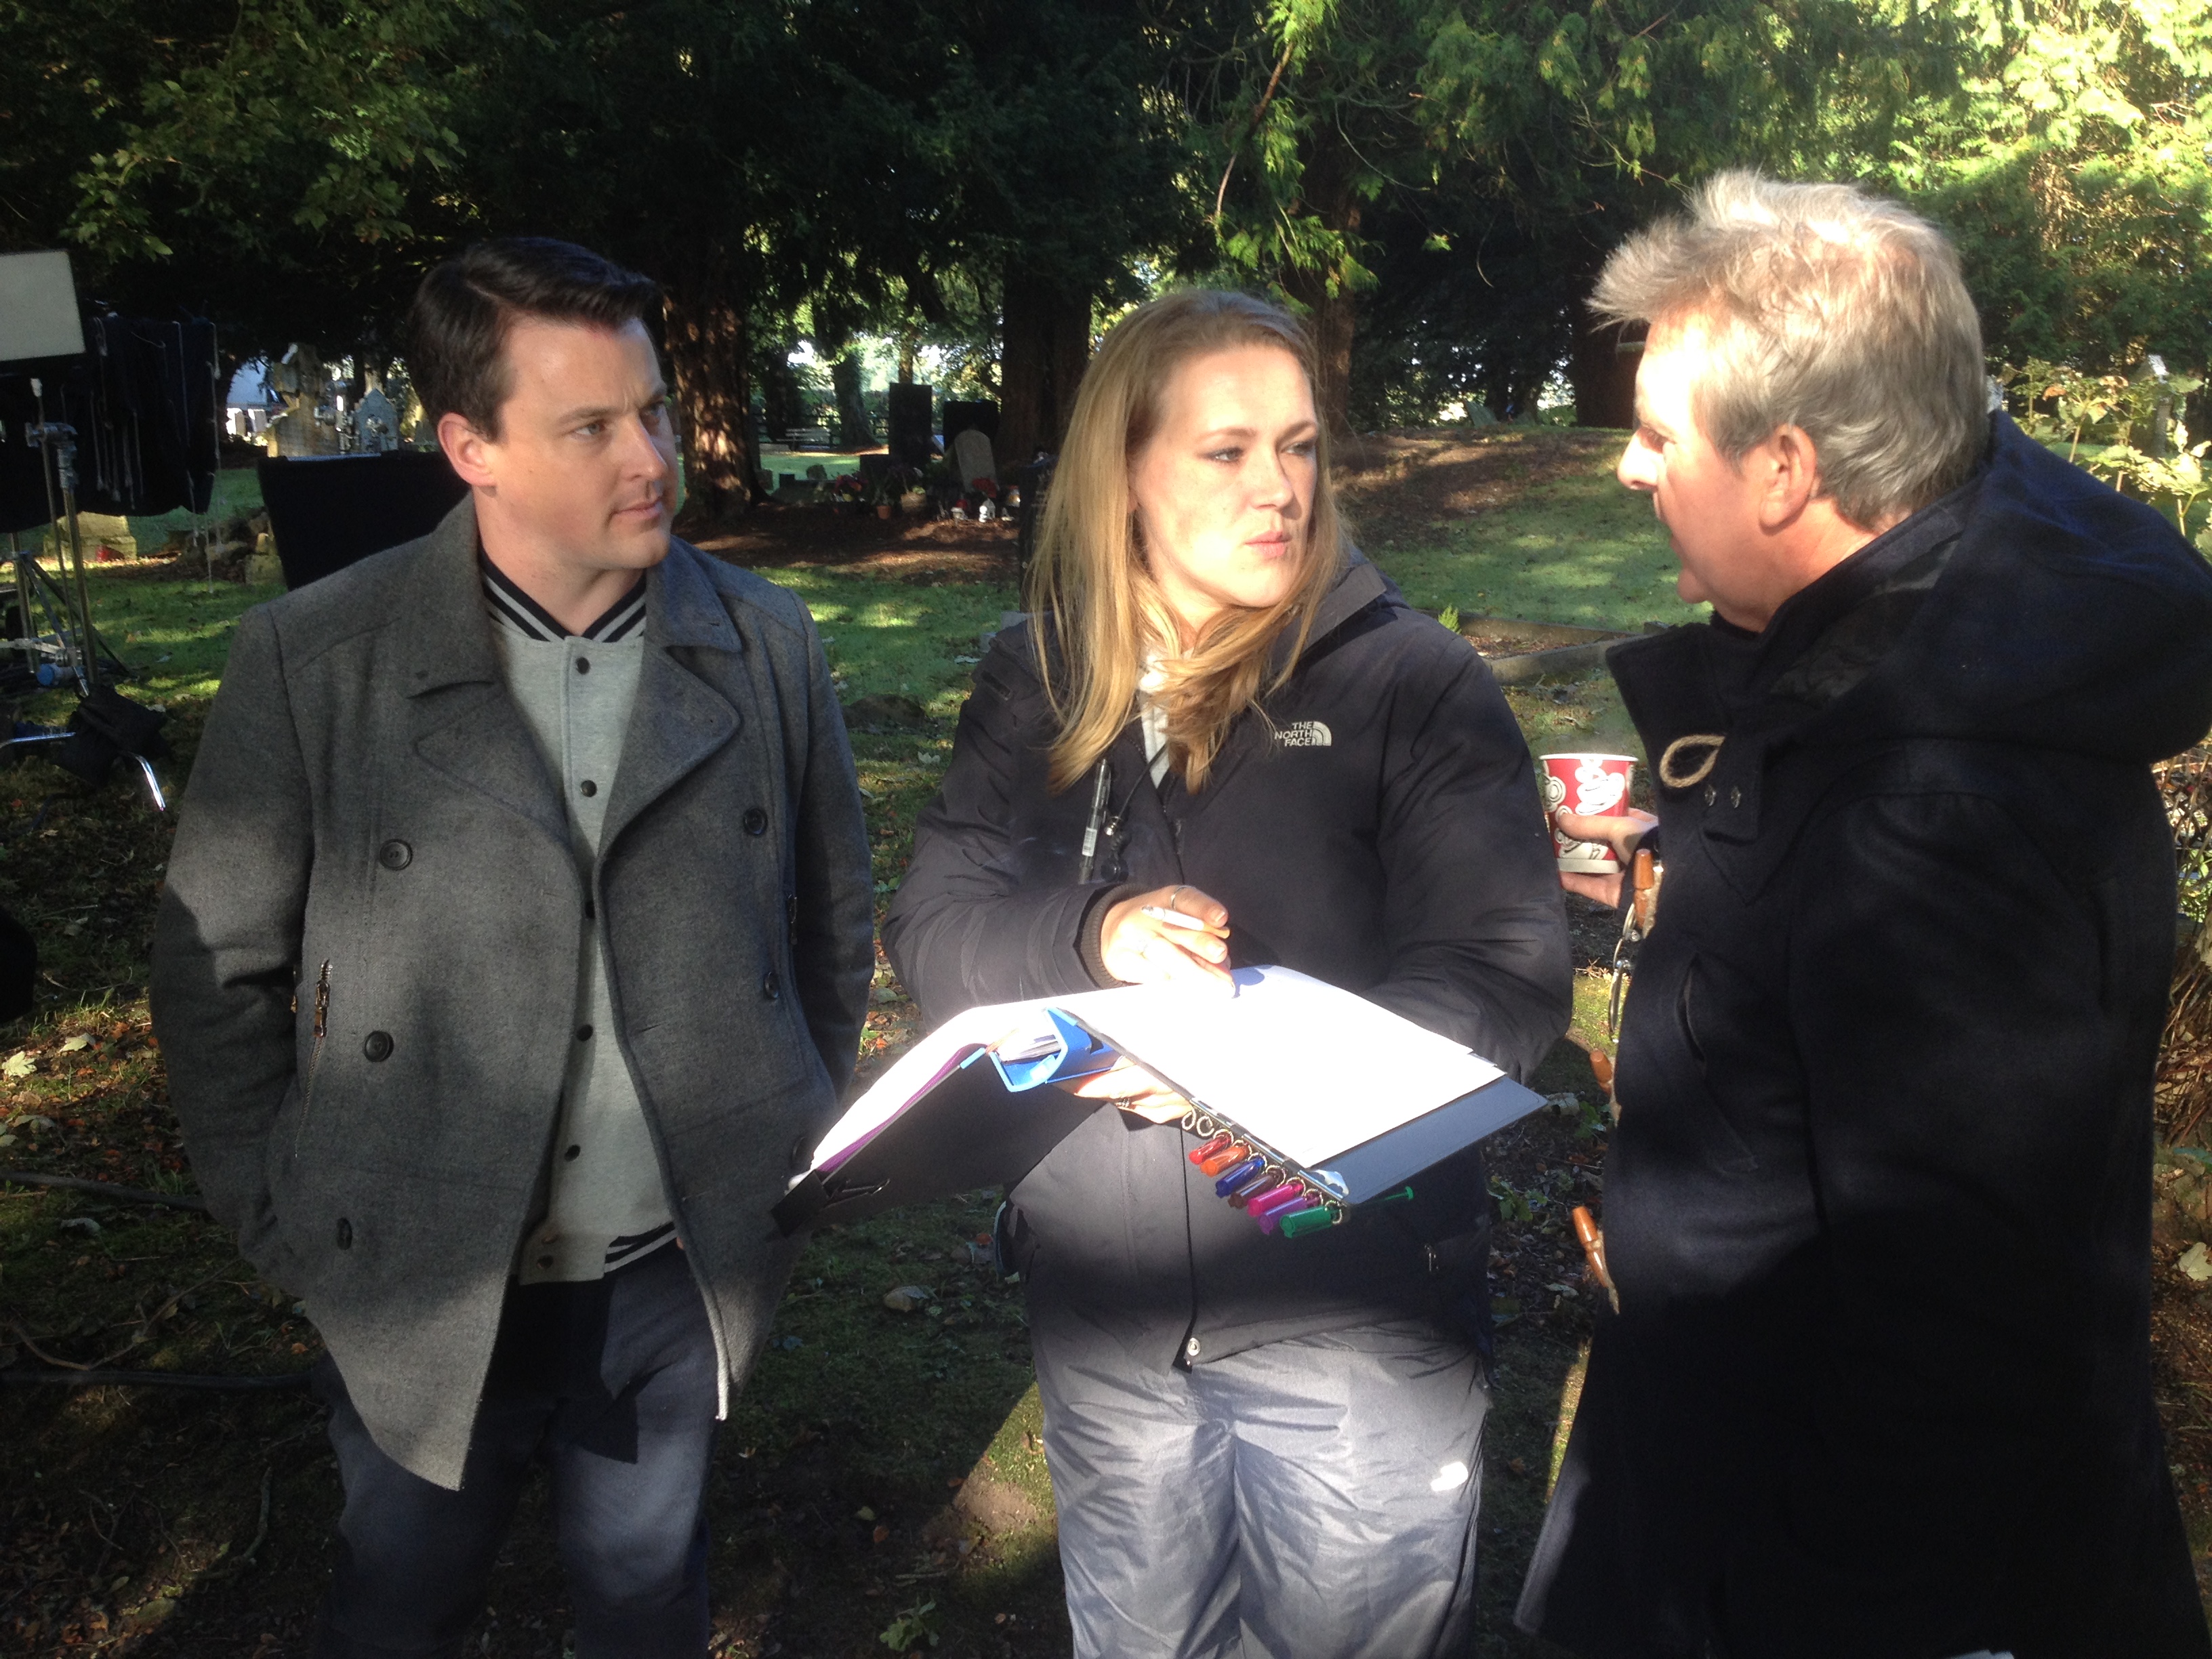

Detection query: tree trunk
xmin=1571 ymin=314 xmax=1643 ymax=430
xmin=1282 ymin=260 xmax=1357 ymax=438
xmin=999 ymin=258 xmax=1093 ymax=472
xmin=831 ymin=353 xmax=873 ymax=448
xmin=1278 ymin=151 xmax=1362 ymax=439
xmin=663 ymin=270 xmax=761 ymax=519
xmin=758 ymin=342 xmax=803 ymax=443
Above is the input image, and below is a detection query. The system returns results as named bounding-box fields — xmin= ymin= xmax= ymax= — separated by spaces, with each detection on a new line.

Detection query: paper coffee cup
xmin=1539 ymin=752 xmax=1637 ymax=872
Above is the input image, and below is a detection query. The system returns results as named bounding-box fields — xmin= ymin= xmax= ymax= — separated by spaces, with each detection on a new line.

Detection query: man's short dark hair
xmin=408 ymin=239 xmax=661 ymax=439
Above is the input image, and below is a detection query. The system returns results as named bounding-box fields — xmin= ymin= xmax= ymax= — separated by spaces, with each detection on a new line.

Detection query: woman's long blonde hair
xmin=1028 ymin=289 xmax=1349 ymax=793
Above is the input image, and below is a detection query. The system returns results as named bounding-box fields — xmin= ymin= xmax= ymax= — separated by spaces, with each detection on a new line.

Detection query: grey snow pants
xmin=1031 ymin=1311 xmax=1489 ymax=1659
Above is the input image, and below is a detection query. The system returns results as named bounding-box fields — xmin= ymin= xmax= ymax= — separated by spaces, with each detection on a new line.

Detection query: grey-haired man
xmin=1519 ymin=175 xmax=2212 ymax=1658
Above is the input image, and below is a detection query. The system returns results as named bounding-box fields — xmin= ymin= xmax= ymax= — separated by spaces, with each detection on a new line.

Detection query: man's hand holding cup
xmin=1539 ymin=752 xmax=1657 ymax=907
xmin=1552 ymin=806 xmax=1659 ymax=907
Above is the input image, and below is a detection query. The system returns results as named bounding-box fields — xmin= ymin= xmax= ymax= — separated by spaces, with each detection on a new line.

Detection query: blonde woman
xmin=883 ymin=290 xmax=1570 ymax=1658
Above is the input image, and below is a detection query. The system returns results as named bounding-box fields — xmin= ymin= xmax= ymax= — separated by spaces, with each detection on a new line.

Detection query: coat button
xmin=377 ymin=840 xmax=412 ymax=871
xmin=335 ymin=1217 xmax=352 ymax=1250
xmin=564 ymin=1143 xmax=581 ymax=1162
xmin=1703 ymin=783 xmax=1717 ymax=806
xmin=579 ymin=779 xmax=598 ymax=798
xmin=363 ymin=1031 xmax=393 ymax=1062
xmin=743 ymin=806 xmax=768 ymax=836
xmin=575 ymin=656 xmax=591 ymax=674
xmin=1729 ymin=785 xmax=1742 ymax=808
xmin=760 ymin=970 xmax=781 ymax=1002
xmin=577 ymin=1024 xmax=593 ymax=1042
xmin=1185 ymin=1336 xmax=1202 ymax=1359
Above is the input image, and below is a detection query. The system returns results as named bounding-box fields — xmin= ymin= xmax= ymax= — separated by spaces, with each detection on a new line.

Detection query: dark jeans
xmin=311 ymin=1246 xmax=719 ymax=1659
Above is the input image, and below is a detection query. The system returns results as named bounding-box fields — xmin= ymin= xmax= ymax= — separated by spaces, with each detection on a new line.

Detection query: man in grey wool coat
xmin=149 ymin=238 xmax=874 ymax=1656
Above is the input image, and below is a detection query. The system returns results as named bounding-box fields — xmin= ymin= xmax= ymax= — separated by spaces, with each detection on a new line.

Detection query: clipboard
xmin=772 ymin=967 xmax=1548 ymax=1237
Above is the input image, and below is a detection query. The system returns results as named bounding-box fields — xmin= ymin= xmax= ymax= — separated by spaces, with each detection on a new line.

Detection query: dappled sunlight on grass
xmin=1341 ymin=428 xmax=1708 ymax=632
xmin=757 ymin=567 xmax=1018 ymax=714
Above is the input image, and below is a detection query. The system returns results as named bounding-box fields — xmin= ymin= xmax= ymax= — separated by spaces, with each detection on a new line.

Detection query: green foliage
xmin=0 ymin=0 xmax=479 ymax=350
xmin=2004 ymin=359 xmax=2212 ymax=544
xmin=1891 ymin=1 xmax=2212 ymax=380
xmin=11 ymin=0 xmax=2209 ymax=461
xmin=880 ymin=1599 xmax=941 ymax=1650
xmin=64 ymin=0 xmax=470 ymax=262
xmin=1195 ymin=0 xmax=1963 ymax=422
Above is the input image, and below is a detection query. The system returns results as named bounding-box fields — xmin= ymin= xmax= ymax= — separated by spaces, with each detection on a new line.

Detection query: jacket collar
xmin=1609 ymin=467 xmax=1982 ymax=900
xmin=1267 ymin=547 xmax=1393 ymax=676
xmin=401 ymin=495 xmax=502 ymax=697
xmin=399 ymin=497 xmax=746 ymax=861
xmin=402 ymin=496 xmax=740 ymax=699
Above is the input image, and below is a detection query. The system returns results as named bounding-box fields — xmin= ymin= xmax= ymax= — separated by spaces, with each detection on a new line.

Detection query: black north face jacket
xmin=1517 ymin=417 xmax=2212 ymax=1658
xmin=884 ymin=553 xmax=1572 ymax=1366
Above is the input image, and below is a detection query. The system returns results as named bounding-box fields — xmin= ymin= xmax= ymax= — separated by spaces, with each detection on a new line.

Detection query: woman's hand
xmin=1059 ymin=1057 xmax=1189 ymax=1124
xmin=1099 ymin=884 xmax=1233 ymax=990
xmin=1553 ymin=807 xmax=1659 ymax=907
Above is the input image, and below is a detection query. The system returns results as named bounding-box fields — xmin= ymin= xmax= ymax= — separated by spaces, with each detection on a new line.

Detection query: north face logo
xmin=1277 ymin=720 xmax=1332 ymax=748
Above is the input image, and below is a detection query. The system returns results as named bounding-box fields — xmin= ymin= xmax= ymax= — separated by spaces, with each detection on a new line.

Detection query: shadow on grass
xmin=0 ymin=1189 xmax=1069 ymax=1658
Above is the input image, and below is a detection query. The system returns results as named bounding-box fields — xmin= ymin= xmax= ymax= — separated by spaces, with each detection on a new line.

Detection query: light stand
xmin=0 ymin=249 xmax=163 ymax=809
xmin=24 ymin=377 xmax=98 ymax=693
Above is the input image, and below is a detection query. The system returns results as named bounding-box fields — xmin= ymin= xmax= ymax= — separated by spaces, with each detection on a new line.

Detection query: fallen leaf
xmin=58 ymin=1034 xmax=90 ymax=1053
xmin=3 ymin=1051 xmax=34 ymax=1079
xmin=2180 ymin=1242 xmax=2212 ymax=1283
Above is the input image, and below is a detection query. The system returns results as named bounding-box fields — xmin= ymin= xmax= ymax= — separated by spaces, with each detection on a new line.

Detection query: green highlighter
xmin=1279 ymin=1205 xmax=1341 ymax=1239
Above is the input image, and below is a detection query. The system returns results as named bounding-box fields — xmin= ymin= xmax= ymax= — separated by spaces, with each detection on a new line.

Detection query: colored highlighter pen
xmin=1250 ymin=1184 xmax=1305 ymax=1218
xmin=1185 ymin=1132 xmax=1233 ymax=1166
xmin=1225 ymin=1166 xmax=1282 ymax=1208
xmin=1278 ymin=1204 xmax=1340 ymax=1239
xmin=1198 ymin=1143 xmax=1250 ymax=1177
xmin=1213 ymin=1155 xmax=1267 ymax=1197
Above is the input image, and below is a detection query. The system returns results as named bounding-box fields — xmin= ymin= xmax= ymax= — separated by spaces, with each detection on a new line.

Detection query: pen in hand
xmin=1101 ymin=884 xmax=1234 ymax=990
xmin=1140 ymin=905 xmax=1215 ymax=930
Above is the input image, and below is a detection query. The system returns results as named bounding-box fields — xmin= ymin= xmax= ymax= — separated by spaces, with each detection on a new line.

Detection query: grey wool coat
xmin=150 ymin=499 xmax=874 ymax=1488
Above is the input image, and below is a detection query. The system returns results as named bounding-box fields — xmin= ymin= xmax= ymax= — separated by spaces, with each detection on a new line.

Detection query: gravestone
xmin=353 ymin=385 xmax=400 ymax=453
xmin=886 ymin=384 xmax=935 ymax=467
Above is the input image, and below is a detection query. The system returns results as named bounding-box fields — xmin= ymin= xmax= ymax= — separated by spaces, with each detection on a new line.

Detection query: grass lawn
xmin=1339 ymin=426 xmax=1708 ymax=632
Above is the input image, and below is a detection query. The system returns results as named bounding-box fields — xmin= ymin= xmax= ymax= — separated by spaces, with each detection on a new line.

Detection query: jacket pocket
xmin=1622 ymin=947 xmax=1759 ymax=1177
xmin=1673 ymin=953 xmax=1757 ymax=1174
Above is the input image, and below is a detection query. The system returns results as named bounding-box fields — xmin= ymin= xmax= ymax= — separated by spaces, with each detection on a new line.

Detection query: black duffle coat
xmin=884 ymin=553 xmax=1573 ymax=1368
xmin=1517 ymin=417 xmax=2212 ymax=1658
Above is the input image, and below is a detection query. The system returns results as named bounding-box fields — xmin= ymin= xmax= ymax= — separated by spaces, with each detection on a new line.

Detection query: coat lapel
xmin=400 ymin=498 xmax=571 ymax=853
xmin=599 ymin=541 xmax=746 ymax=855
